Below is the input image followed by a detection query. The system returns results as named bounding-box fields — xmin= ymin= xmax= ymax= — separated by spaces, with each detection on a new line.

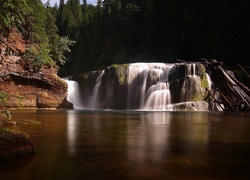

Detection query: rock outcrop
xmin=0 ymin=28 xmax=69 ymax=109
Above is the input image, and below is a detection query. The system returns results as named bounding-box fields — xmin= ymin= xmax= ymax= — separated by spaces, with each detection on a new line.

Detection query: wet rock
xmin=173 ymin=101 xmax=209 ymax=111
xmin=0 ymin=130 xmax=35 ymax=161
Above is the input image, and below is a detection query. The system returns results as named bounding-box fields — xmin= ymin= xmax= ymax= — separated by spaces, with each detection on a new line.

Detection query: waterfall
xmin=180 ymin=64 xmax=207 ymax=102
xmin=89 ymin=70 xmax=104 ymax=109
xmin=64 ymin=79 xmax=84 ymax=109
xmin=66 ymin=62 xmax=213 ymax=111
xmin=144 ymin=82 xmax=172 ymax=110
xmin=127 ymin=63 xmax=173 ymax=110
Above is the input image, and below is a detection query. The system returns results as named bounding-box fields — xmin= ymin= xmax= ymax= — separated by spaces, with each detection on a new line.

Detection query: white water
xmin=181 ymin=64 xmax=201 ymax=102
xmin=64 ymin=79 xmax=84 ymax=109
xmin=89 ymin=70 xmax=104 ymax=109
xmin=127 ymin=63 xmax=173 ymax=110
xmin=65 ymin=62 xmax=212 ymax=111
xmin=144 ymin=82 xmax=172 ymax=110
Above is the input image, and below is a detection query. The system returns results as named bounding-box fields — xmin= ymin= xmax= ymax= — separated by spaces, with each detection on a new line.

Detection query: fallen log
xmin=206 ymin=88 xmax=225 ymax=110
xmin=228 ymin=72 xmax=250 ymax=97
xmin=238 ymin=64 xmax=250 ymax=80
xmin=205 ymin=59 xmax=250 ymax=111
xmin=217 ymin=88 xmax=236 ymax=111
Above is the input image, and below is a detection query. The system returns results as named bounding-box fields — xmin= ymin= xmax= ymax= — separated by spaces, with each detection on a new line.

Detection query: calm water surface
xmin=1 ymin=110 xmax=250 ymax=180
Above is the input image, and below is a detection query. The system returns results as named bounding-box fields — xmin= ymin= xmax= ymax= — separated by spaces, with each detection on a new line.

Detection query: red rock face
xmin=0 ymin=64 xmax=69 ymax=108
xmin=0 ymin=29 xmax=70 ymax=109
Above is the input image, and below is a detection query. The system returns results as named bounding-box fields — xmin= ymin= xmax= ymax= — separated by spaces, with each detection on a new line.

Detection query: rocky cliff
xmin=0 ymin=28 xmax=70 ymax=109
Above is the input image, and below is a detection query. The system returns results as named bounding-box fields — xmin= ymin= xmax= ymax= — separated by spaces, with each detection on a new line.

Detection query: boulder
xmin=0 ymin=130 xmax=35 ymax=161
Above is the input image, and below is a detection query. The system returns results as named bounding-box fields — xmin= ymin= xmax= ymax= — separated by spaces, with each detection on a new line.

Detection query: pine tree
xmin=0 ymin=0 xmax=26 ymax=32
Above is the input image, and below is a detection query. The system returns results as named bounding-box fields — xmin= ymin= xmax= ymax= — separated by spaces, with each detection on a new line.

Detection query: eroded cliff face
xmin=0 ymin=29 xmax=70 ymax=109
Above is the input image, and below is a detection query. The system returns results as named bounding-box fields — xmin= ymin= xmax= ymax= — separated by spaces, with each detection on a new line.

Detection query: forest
xmin=1 ymin=0 xmax=250 ymax=76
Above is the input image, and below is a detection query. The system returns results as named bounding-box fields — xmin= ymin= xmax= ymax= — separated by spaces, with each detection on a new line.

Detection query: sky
xmin=42 ymin=0 xmax=98 ymax=6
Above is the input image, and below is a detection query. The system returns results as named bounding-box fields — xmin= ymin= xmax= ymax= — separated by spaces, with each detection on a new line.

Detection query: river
xmin=1 ymin=110 xmax=250 ymax=179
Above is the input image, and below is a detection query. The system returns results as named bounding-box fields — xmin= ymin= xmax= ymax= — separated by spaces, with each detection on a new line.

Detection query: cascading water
xmin=89 ymin=70 xmax=104 ymax=109
xmin=127 ymin=63 xmax=173 ymax=110
xmin=66 ymin=62 xmax=212 ymax=111
xmin=127 ymin=63 xmax=150 ymax=109
xmin=181 ymin=64 xmax=202 ymax=102
xmin=64 ymin=79 xmax=84 ymax=109
xmin=144 ymin=82 xmax=172 ymax=110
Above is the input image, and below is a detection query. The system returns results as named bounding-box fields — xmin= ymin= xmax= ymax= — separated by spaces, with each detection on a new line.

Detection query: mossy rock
xmin=16 ymin=119 xmax=42 ymax=125
xmin=1 ymin=119 xmax=42 ymax=127
xmin=0 ymin=91 xmax=9 ymax=107
xmin=0 ymin=130 xmax=35 ymax=161
xmin=0 ymin=109 xmax=12 ymax=120
xmin=112 ymin=64 xmax=129 ymax=85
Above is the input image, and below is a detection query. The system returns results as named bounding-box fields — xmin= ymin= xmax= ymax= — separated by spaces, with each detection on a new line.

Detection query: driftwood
xmin=206 ymin=88 xmax=224 ymax=110
xmin=238 ymin=64 xmax=250 ymax=80
xmin=228 ymin=74 xmax=250 ymax=97
xmin=204 ymin=59 xmax=250 ymax=111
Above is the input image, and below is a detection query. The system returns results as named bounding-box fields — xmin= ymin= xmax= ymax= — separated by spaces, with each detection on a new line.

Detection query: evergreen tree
xmin=56 ymin=0 xmax=250 ymax=75
xmin=0 ymin=0 xmax=76 ymax=71
xmin=67 ymin=0 xmax=83 ymax=37
xmin=0 ymin=0 xmax=26 ymax=32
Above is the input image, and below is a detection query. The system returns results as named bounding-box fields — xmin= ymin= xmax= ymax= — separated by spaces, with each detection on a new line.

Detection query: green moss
xmin=52 ymin=74 xmax=68 ymax=88
xmin=16 ymin=119 xmax=42 ymax=126
xmin=0 ymin=91 xmax=9 ymax=107
xmin=119 ymin=76 xmax=125 ymax=84
xmin=200 ymin=77 xmax=209 ymax=89
xmin=112 ymin=64 xmax=118 ymax=68
xmin=193 ymin=93 xmax=203 ymax=101
xmin=112 ymin=64 xmax=129 ymax=85
xmin=198 ymin=64 xmax=209 ymax=89
xmin=0 ymin=129 xmax=30 ymax=139
xmin=0 ymin=109 xmax=12 ymax=120
xmin=0 ymin=91 xmax=8 ymax=98
xmin=0 ymin=129 xmax=35 ymax=161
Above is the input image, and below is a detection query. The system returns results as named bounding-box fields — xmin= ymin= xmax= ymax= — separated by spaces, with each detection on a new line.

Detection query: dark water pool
xmin=1 ymin=110 xmax=250 ymax=179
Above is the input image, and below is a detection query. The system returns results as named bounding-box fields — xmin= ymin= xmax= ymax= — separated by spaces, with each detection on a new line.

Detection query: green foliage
xmin=1 ymin=0 xmax=250 ymax=76
xmin=54 ymin=36 xmax=76 ymax=65
xmin=0 ymin=0 xmax=25 ymax=31
xmin=0 ymin=0 xmax=76 ymax=70
xmin=24 ymin=44 xmax=54 ymax=70
xmin=33 ymin=44 xmax=54 ymax=69
xmin=0 ymin=91 xmax=8 ymax=106
xmin=55 ymin=0 xmax=250 ymax=76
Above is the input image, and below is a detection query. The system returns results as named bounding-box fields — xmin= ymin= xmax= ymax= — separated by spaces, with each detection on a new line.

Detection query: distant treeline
xmin=53 ymin=0 xmax=250 ymax=75
xmin=1 ymin=0 xmax=249 ymax=75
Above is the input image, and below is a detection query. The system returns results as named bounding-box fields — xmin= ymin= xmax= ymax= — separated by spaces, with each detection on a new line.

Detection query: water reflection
xmin=126 ymin=112 xmax=210 ymax=164
xmin=67 ymin=111 xmax=77 ymax=155
xmin=127 ymin=113 xmax=171 ymax=163
xmin=1 ymin=110 xmax=250 ymax=179
xmin=141 ymin=112 xmax=171 ymax=124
